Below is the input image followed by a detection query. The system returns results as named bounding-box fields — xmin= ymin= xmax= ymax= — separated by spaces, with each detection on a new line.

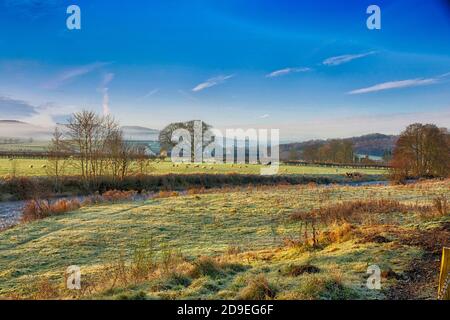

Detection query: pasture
xmin=0 ymin=158 xmax=387 ymax=178
xmin=0 ymin=180 xmax=448 ymax=299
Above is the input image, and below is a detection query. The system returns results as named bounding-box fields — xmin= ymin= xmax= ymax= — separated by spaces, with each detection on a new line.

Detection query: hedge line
xmin=0 ymin=174 xmax=343 ymax=201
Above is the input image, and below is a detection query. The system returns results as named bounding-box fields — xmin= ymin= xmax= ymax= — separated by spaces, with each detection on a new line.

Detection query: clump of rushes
xmin=21 ymin=199 xmax=81 ymax=222
xmin=21 ymin=190 xmax=139 ymax=223
xmin=188 ymin=256 xmax=224 ymax=278
xmin=238 ymin=275 xmax=277 ymax=300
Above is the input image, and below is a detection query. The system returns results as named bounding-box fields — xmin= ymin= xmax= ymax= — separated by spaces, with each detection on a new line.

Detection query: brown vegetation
xmin=238 ymin=275 xmax=278 ymax=300
xmin=21 ymin=198 xmax=82 ymax=222
xmin=390 ymin=123 xmax=449 ymax=181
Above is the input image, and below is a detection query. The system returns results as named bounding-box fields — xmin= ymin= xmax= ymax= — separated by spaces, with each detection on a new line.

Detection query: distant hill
xmin=0 ymin=120 xmax=160 ymax=142
xmin=0 ymin=120 xmax=24 ymax=124
xmin=280 ymin=133 xmax=398 ymax=160
xmin=350 ymin=133 xmax=398 ymax=157
xmin=0 ymin=120 xmax=52 ymax=140
xmin=121 ymin=125 xmax=159 ymax=141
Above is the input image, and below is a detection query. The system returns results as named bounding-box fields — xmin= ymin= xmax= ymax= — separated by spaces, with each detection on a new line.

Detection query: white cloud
xmin=323 ymin=51 xmax=376 ymax=66
xmin=348 ymin=73 xmax=450 ymax=94
xmin=42 ymin=62 xmax=110 ymax=89
xmin=192 ymin=74 xmax=234 ymax=92
xmin=266 ymin=67 xmax=310 ymax=78
xmin=260 ymin=114 xmax=270 ymax=119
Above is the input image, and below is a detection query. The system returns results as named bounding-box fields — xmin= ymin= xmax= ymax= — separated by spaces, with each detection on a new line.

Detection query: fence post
xmin=438 ymin=247 xmax=450 ymax=300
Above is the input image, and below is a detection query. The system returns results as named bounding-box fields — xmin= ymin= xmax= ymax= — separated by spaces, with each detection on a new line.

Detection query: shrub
xmin=21 ymin=199 xmax=81 ymax=222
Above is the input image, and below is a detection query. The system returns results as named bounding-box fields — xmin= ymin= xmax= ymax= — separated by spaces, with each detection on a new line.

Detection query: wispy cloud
xmin=348 ymin=73 xmax=449 ymax=94
xmin=259 ymin=114 xmax=270 ymax=119
xmin=42 ymin=62 xmax=110 ymax=89
xmin=141 ymin=88 xmax=159 ymax=99
xmin=266 ymin=67 xmax=310 ymax=78
xmin=135 ymin=88 xmax=159 ymax=101
xmin=323 ymin=51 xmax=376 ymax=66
xmin=192 ymin=74 xmax=234 ymax=92
xmin=99 ymin=73 xmax=114 ymax=115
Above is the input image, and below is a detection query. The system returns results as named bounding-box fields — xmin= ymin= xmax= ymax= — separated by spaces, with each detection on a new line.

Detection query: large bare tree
xmin=65 ymin=110 xmax=127 ymax=187
xmin=391 ymin=123 xmax=449 ymax=180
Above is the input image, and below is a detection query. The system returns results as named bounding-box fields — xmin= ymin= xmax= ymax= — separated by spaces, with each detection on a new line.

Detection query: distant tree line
xmin=301 ymin=140 xmax=355 ymax=164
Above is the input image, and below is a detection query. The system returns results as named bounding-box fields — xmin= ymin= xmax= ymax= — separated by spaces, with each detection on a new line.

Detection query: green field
xmin=0 ymin=141 xmax=49 ymax=152
xmin=0 ymin=158 xmax=387 ymax=178
xmin=1 ymin=180 xmax=448 ymax=299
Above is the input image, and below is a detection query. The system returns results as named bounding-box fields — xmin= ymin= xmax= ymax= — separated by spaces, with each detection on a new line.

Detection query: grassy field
xmin=0 ymin=180 xmax=448 ymax=299
xmin=0 ymin=158 xmax=387 ymax=178
xmin=0 ymin=142 xmax=49 ymax=153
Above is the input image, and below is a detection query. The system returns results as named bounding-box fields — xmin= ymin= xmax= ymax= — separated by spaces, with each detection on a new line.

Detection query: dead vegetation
xmin=21 ymin=198 xmax=82 ymax=223
xmin=238 ymin=275 xmax=278 ymax=300
xmin=287 ymin=197 xmax=448 ymax=247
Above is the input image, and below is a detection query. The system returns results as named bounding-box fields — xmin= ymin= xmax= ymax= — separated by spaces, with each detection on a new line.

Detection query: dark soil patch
xmin=358 ymin=234 xmax=391 ymax=244
xmin=387 ymin=222 xmax=450 ymax=299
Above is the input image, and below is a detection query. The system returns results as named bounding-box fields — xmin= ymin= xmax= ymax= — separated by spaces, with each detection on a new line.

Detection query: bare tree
xmin=66 ymin=110 xmax=122 ymax=188
xmin=390 ymin=123 xmax=449 ymax=180
xmin=107 ymin=130 xmax=134 ymax=181
xmin=46 ymin=127 xmax=69 ymax=191
xmin=133 ymin=145 xmax=153 ymax=175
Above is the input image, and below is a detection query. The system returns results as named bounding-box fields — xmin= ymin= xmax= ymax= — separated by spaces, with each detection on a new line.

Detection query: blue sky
xmin=0 ymin=0 xmax=449 ymax=140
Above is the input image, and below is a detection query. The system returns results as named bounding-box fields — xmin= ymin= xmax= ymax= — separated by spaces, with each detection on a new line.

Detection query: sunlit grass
xmin=0 ymin=180 xmax=448 ymax=299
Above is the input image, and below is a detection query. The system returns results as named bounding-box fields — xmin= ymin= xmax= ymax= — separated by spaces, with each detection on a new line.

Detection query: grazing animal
xmin=346 ymin=172 xmax=363 ymax=179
